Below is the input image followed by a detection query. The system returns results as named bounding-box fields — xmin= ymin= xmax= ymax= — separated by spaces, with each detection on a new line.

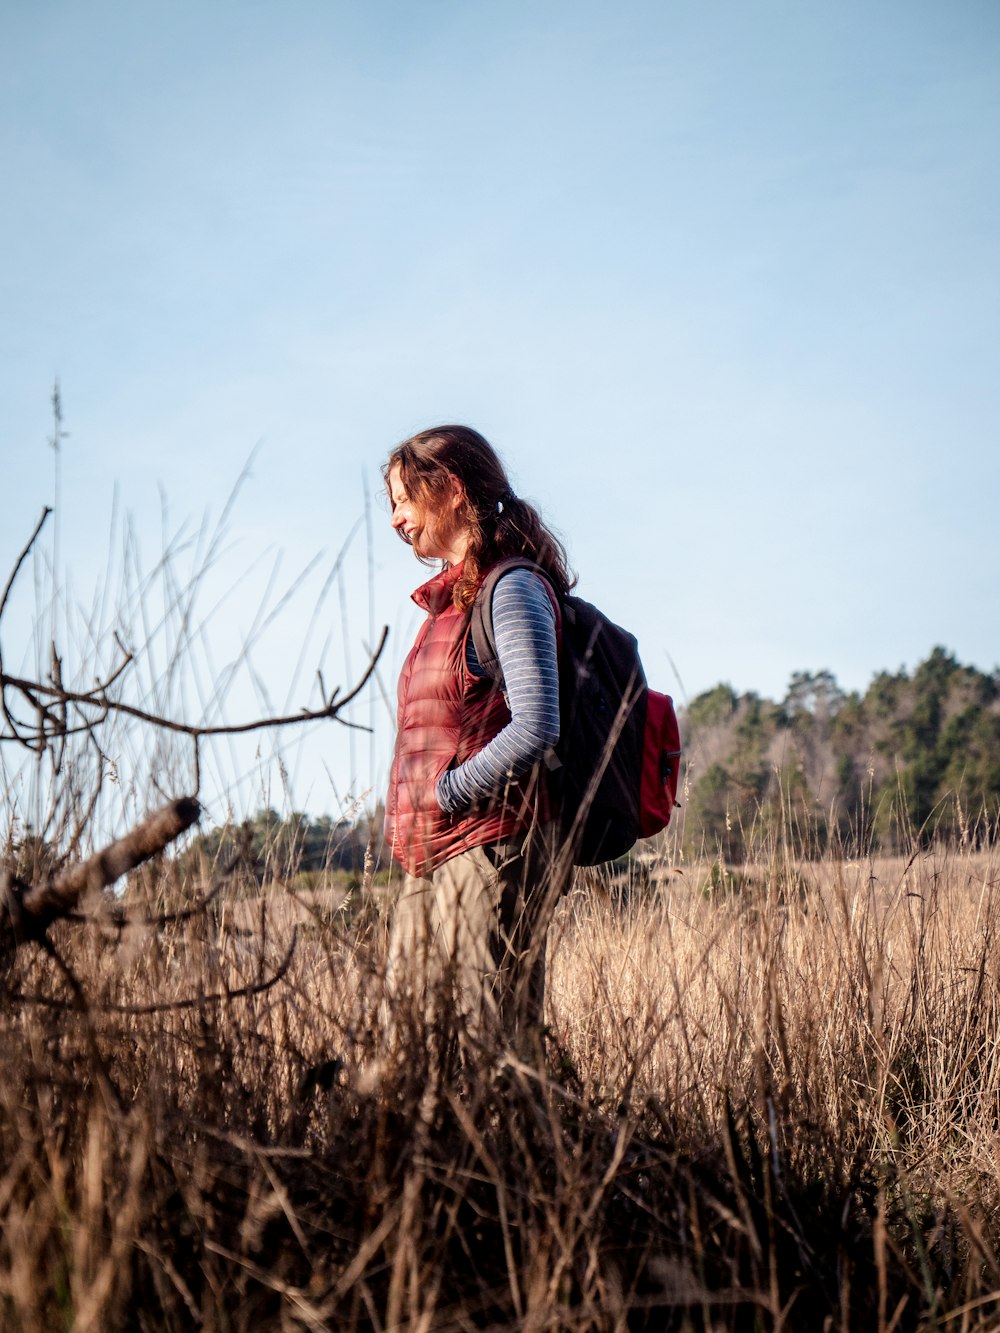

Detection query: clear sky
xmin=3 ymin=1 xmax=999 ymax=821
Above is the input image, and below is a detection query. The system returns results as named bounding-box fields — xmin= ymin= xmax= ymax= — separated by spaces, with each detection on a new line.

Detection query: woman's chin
xmin=412 ymin=539 xmax=443 ymax=562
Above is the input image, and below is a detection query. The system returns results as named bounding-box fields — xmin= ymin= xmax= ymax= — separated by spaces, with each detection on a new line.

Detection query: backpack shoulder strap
xmin=470 ymin=557 xmax=553 ymax=683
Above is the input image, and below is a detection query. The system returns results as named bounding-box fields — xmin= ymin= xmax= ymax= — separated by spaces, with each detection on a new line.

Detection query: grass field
xmin=2 ymin=833 xmax=1000 ymax=1331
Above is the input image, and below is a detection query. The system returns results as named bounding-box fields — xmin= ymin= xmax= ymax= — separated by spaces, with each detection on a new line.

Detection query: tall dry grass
xmin=1 ymin=832 xmax=1000 ymax=1330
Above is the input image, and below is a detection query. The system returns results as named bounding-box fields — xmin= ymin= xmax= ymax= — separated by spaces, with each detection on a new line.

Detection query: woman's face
xmin=388 ymin=465 xmax=470 ymax=565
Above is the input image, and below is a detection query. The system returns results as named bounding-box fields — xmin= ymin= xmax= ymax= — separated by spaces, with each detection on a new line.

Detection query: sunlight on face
xmin=387 ymin=464 xmax=469 ymax=565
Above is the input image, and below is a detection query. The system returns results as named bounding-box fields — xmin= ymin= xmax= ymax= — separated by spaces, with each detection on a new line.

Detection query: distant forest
xmin=188 ymin=647 xmax=1000 ymax=878
xmin=681 ymin=646 xmax=1000 ymax=857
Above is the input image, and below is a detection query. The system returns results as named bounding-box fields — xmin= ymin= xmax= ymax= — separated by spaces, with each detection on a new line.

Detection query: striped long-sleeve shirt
xmin=435 ymin=568 xmax=560 ymax=815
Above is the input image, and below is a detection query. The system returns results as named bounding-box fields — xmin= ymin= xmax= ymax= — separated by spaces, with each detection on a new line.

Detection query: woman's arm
xmin=435 ymin=569 xmax=559 ymax=814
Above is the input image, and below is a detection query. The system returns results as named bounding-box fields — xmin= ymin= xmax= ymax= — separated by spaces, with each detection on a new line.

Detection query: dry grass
xmin=1 ymin=837 xmax=1000 ymax=1330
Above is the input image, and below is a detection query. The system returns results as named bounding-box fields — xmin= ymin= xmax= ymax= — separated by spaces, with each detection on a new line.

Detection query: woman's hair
xmin=384 ymin=425 xmax=575 ymax=608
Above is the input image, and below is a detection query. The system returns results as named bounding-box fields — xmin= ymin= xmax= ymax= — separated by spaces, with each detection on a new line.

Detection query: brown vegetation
xmin=1 ymin=833 xmax=999 ymax=1330
xmin=6 ymin=498 xmax=1000 ymax=1328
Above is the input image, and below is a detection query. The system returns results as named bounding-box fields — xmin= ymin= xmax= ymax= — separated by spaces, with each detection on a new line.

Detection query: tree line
xmin=680 ymin=646 xmax=1000 ymax=858
xmin=187 ymin=807 xmax=388 ymax=888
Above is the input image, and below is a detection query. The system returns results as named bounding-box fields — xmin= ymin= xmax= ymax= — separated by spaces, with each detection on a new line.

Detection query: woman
xmin=382 ymin=425 xmax=574 ymax=1043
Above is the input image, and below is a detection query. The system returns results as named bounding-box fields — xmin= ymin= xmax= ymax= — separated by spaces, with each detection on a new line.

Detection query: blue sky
xmin=3 ymin=1 xmax=999 ymax=819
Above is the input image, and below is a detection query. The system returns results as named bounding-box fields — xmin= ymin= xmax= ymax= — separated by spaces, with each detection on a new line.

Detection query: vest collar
xmin=411 ymin=561 xmax=465 ymax=615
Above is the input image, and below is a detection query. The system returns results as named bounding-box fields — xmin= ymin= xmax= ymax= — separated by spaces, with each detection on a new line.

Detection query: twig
xmin=0 ymin=507 xmax=52 ymax=747
xmin=8 ymin=928 xmax=297 ymax=1015
xmin=0 ymin=797 xmax=201 ymax=956
xmin=0 ymin=506 xmax=51 ymax=625
xmin=65 ymin=860 xmax=233 ymax=930
xmin=0 ymin=625 xmax=387 ymax=742
xmin=23 ymin=797 xmax=202 ymax=921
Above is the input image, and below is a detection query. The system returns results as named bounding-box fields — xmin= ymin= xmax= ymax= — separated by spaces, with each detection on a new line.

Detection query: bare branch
xmin=27 ymin=796 xmax=201 ymax=916
xmin=0 ymin=797 xmax=202 ymax=956
xmin=0 ymin=507 xmax=52 ymax=747
xmin=67 ymin=855 xmax=236 ymax=930
xmin=0 ymin=506 xmax=51 ymax=625
xmin=0 ymin=500 xmax=384 ymax=999
xmin=7 ymin=927 xmax=297 ymax=1015
xmin=101 ymin=927 xmax=297 ymax=1014
xmin=0 ymin=626 xmax=388 ymax=747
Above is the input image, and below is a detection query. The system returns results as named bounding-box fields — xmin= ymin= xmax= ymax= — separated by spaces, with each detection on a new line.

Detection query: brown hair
xmin=383 ymin=425 xmax=575 ymax=609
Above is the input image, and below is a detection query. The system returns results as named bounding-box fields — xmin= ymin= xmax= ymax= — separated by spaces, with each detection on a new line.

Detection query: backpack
xmin=470 ymin=559 xmax=681 ymax=866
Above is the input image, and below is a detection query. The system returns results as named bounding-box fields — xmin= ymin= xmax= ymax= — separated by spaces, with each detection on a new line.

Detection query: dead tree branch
xmin=0 ymin=625 xmax=387 ymax=742
xmin=0 ymin=507 xmax=388 ymax=762
xmin=0 ymin=504 xmax=382 ymax=1006
xmin=0 ymin=506 xmax=52 ymax=749
xmin=67 ymin=857 xmax=236 ymax=931
xmin=1 ymin=796 xmax=201 ymax=954
xmin=7 ymin=927 xmax=297 ymax=1015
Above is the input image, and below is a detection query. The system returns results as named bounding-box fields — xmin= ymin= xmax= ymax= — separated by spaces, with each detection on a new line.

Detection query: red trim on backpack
xmin=638 ymin=691 xmax=682 ymax=839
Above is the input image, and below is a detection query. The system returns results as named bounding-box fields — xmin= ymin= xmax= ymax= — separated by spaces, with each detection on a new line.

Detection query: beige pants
xmin=386 ymin=828 xmax=571 ymax=1045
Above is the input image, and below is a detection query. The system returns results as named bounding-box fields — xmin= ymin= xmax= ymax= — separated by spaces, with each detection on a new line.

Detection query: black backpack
xmin=470 ymin=560 xmax=681 ymax=866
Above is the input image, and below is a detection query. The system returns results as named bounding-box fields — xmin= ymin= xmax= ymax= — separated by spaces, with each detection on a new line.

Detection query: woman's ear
xmin=447 ymin=474 xmax=466 ymax=512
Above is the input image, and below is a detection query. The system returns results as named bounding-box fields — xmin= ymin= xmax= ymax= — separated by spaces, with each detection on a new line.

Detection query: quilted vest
xmin=384 ymin=562 xmax=550 ymax=877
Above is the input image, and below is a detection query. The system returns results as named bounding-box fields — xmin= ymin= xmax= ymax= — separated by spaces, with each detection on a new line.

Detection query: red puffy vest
xmin=384 ymin=563 xmax=550 ymax=877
